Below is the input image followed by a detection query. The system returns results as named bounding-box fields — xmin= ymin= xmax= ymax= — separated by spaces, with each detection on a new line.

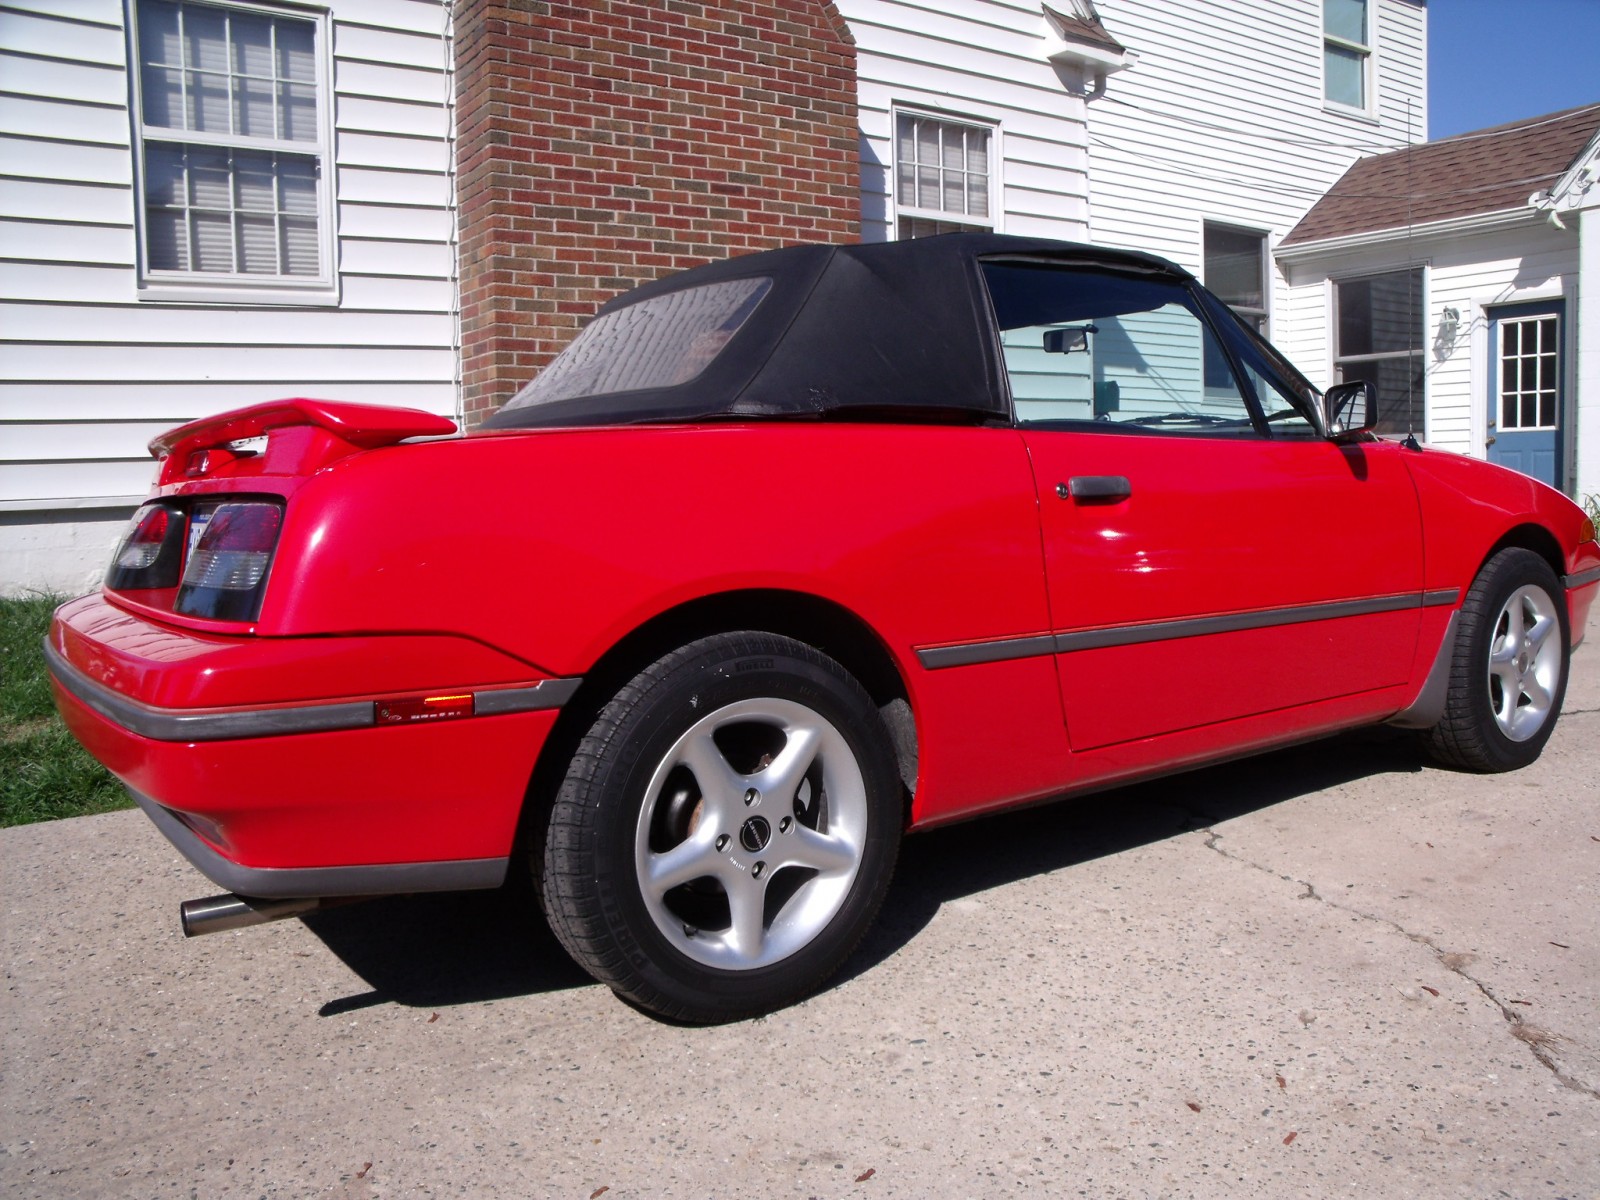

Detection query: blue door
xmin=1487 ymin=300 xmax=1564 ymax=488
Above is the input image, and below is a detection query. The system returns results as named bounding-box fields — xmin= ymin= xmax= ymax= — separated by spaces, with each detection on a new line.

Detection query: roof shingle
xmin=1281 ymin=103 xmax=1600 ymax=246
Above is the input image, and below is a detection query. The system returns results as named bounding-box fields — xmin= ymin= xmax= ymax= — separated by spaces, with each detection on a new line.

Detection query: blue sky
xmin=1428 ymin=0 xmax=1600 ymax=138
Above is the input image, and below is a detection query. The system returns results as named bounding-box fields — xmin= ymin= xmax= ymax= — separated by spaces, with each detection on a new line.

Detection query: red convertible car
xmin=48 ymin=235 xmax=1599 ymax=1022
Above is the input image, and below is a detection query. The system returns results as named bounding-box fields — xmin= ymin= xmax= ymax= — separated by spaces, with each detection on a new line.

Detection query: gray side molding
xmin=1565 ymin=566 xmax=1600 ymax=589
xmin=917 ymin=590 xmax=1461 ymax=671
xmin=1386 ymin=610 xmax=1460 ymax=730
xmin=45 ymin=637 xmax=579 ymax=742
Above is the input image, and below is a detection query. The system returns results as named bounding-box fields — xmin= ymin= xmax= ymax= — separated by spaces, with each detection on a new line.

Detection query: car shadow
xmin=834 ymin=726 xmax=1426 ymax=990
xmin=300 ymin=727 xmax=1426 ymax=1017
xmin=303 ymin=883 xmax=591 ymax=1016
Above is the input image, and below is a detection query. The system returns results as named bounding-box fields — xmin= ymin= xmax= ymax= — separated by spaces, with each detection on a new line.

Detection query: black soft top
xmin=481 ymin=234 xmax=1191 ymax=429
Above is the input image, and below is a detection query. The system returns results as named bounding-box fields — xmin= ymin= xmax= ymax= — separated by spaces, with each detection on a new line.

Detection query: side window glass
xmin=983 ymin=263 xmax=1256 ymax=434
xmin=1237 ymin=360 xmax=1320 ymax=438
xmin=1214 ymin=302 xmax=1325 ymax=438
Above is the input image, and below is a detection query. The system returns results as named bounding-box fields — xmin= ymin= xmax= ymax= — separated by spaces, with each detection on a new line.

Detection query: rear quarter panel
xmin=260 ymin=424 xmax=1075 ymax=824
xmin=263 ymin=425 xmax=1045 ymax=670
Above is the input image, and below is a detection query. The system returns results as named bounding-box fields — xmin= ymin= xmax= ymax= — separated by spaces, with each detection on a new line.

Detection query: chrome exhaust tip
xmin=180 ymin=893 xmax=323 ymax=937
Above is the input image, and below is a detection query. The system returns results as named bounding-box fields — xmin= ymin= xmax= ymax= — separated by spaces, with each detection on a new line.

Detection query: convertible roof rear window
xmin=504 ymin=277 xmax=773 ymax=410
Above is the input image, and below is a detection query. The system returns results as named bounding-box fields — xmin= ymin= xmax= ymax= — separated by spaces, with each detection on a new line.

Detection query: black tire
xmin=1425 ymin=547 xmax=1570 ymax=772
xmin=538 ymin=632 xmax=902 ymax=1023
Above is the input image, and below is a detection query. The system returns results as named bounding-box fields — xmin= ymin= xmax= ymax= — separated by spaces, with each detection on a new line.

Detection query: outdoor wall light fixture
xmin=1431 ymin=306 xmax=1462 ymax=362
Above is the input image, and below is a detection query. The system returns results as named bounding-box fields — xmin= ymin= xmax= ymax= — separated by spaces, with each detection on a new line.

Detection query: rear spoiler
xmin=150 ymin=399 xmax=458 ymax=485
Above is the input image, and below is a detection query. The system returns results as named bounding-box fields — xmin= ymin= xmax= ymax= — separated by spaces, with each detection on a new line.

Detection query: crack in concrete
xmin=1196 ymin=824 xmax=1600 ymax=1101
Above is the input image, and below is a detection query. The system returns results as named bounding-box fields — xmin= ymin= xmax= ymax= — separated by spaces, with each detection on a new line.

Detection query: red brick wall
xmin=454 ymin=0 xmax=860 ymax=425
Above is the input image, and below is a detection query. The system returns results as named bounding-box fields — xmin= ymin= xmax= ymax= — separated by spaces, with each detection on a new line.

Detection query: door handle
xmin=1485 ymin=435 xmax=1496 ymax=446
xmin=1059 ymin=476 xmax=1132 ymax=502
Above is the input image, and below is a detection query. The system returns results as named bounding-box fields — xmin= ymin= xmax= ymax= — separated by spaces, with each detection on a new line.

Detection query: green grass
xmin=1 ymin=594 xmax=130 ymax=827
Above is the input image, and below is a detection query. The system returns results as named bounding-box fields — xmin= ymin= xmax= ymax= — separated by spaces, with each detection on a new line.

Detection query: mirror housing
xmin=1323 ymin=380 xmax=1378 ymax=439
xmin=1043 ymin=325 xmax=1096 ymax=354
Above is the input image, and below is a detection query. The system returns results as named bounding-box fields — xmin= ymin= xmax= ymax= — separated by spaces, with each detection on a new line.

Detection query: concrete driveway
xmin=4 ymin=613 xmax=1598 ymax=1198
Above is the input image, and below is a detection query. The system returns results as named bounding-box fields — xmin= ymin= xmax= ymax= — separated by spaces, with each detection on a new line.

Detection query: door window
xmin=1498 ymin=315 xmax=1559 ymax=431
xmin=983 ymin=263 xmax=1255 ymax=433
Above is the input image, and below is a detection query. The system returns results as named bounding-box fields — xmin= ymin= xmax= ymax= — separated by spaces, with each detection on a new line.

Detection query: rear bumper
xmin=126 ymin=786 xmax=509 ymax=898
xmin=47 ymin=595 xmax=578 ymax=893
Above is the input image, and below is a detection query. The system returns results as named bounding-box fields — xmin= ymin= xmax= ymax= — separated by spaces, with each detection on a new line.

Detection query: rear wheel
xmin=538 ymin=632 xmax=901 ymax=1022
xmin=1426 ymin=548 xmax=1569 ymax=772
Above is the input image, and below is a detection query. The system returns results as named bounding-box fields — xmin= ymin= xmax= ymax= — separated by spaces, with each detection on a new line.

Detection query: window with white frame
xmin=1202 ymin=223 xmax=1267 ymax=393
xmin=1334 ymin=268 xmax=1424 ymax=436
xmin=1203 ymin=223 xmax=1268 ymax=334
xmin=1323 ymin=0 xmax=1372 ymax=110
xmin=130 ymin=0 xmax=333 ymax=297
xmin=894 ymin=111 xmax=994 ymax=239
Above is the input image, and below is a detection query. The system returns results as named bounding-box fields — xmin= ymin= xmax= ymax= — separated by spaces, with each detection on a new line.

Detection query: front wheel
xmin=1425 ymin=547 xmax=1570 ymax=772
xmin=538 ymin=632 xmax=902 ymax=1022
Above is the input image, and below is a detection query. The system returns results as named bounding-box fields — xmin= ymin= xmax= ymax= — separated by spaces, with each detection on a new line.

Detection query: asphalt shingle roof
xmin=1281 ymin=102 xmax=1600 ymax=246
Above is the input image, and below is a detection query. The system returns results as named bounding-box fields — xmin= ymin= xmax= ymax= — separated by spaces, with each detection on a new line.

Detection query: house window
xmin=1204 ymin=224 xmax=1268 ymax=333
xmin=895 ymin=112 xmax=994 ymax=239
xmin=1323 ymin=0 xmax=1371 ymax=110
xmin=1334 ymin=269 xmax=1423 ymax=436
xmin=1202 ymin=223 xmax=1267 ymax=391
xmin=130 ymin=0 xmax=333 ymax=298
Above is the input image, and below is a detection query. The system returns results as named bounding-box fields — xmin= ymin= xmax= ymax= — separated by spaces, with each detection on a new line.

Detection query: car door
xmin=982 ymin=257 xmax=1426 ymax=753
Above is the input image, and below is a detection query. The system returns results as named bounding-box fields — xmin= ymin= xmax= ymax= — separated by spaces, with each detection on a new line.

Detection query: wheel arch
xmin=517 ymin=589 xmax=920 ymax=861
xmin=1483 ymin=522 xmax=1566 ymax=584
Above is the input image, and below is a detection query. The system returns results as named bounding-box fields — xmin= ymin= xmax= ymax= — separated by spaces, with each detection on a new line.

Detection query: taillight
xmin=175 ymin=502 xmax=284 ymax=621
xmin=106 ymin=503 xmax=185 ymax=589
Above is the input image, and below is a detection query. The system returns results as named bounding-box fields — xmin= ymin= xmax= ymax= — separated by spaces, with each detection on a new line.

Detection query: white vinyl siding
xmin=1279 ymin=220 xmax=1577 ymax=461
xmin=1087 ymin=0 xmax=1425 ymax=375
xmin=0 ymin=0 xmax=457 ymax=594
xmin=836 ymin=0 xmax=1091 ymax=244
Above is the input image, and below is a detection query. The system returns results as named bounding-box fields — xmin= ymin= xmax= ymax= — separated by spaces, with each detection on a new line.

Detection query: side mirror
xmin=1323 ymin=380 xmax=1378 ymax=438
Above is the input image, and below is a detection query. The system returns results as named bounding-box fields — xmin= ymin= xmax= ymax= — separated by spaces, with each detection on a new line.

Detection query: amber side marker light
xmin=1581 ymin=516 xmax=1596 ymax=544
xmin=375 ymin=694 xmax=475 ymax=725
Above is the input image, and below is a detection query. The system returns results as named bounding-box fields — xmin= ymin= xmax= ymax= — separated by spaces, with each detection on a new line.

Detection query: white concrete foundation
xmin=0 ymin=509 xmax=134 ymax=599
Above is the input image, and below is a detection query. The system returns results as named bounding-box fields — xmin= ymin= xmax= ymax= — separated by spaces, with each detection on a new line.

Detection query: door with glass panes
xmin=1487 ymin=300 xmax=1565 ymax=489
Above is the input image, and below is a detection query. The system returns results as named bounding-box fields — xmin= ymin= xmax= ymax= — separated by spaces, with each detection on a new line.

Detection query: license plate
xmin=187 ymin=508 xmax=213 ymax=556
